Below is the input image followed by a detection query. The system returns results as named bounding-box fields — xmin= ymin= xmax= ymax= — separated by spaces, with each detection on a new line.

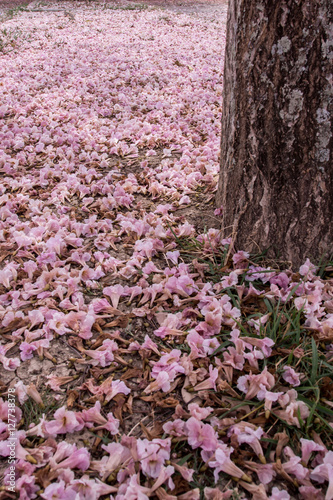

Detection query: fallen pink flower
xmin=186 ymin=417 xmax=218 ymax=452
xmin=269 ymin=487 xmax=290 ymax=500
xmin=282 ymin=365 xmax=302 ymax=386
xmin=163 ymin=419 xmax=186 ymax=437
xmin=300 ymin=438 xmax=325 ymax=465
xmin=103 ymin=379 xmax=131 ymax=402
xmin=137 ymin=438 xmax=171 ymax=479
xmin=229 ymin=423 xmax=266 ymax=463
xmin=204 ymin=487 xmax=233 ymax=500
xmin=310 ymin=451 xmax=333 ymax=500
xmin=144 ymin=371 xmax=172 ymax=394
xmin=84 ymin=338 xmax=118 ymax=367
xmin=40 ymin=480 xmax=76 ymax=500
xmin=44 ymin=406 xmax=84 ymax=436
xmin=51 ymin=446 xmax=90 ymax=471
xmin=237 ymin=367 xmax=275 ymax=399
xmin=208 ymin=444 xmax=250 ymax=482
xmin=103 ymin=284 xmax=125 ymax=309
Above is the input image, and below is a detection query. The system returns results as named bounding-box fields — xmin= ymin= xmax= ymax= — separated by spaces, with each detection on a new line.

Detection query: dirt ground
xmin=0 ymin=0 xmax=228 ymax=15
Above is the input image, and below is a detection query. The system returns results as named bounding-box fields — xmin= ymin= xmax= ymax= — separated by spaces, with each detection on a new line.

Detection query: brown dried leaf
xmin=155 ymin=487 xmax=177 ymax=500
xmin=35 ymin=466 xmax=59 ymax=489
xmin=113 ymin=394 xmax=126 ymax=424
xmin=155 ymin=396 xmax=179 ymax=408
xmin=104 ymin=315 xmax=130 ymax=328
xmin=140 ymin=420 xmax=164 ymax=440
xmin=67 ymin=390 xmax=79 ymax=409
xmin=120 ymin=368 xmax=143 ymax=381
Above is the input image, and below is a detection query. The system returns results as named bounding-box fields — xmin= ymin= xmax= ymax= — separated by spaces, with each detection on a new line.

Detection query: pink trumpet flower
xmin=229 ymin=423 xmax=266 ymax=463
xmin=44 ymin=406 xmax=84 ymax=436
xmin=300 ymin=438 xmax=325 ymax=465
xmin=208 ymin=444 xmax=251 ymax=482
xmin=237 ymin=367 xmax=275 ymax=399
xmin=84 ymin=339 xmax=118 ymax=367
xmin=103 ymin=284 xmax=125 ymax=309
xmin=186 ymin=417 xmax=218 ymax=452
xmin=50 ymin=446 xmax=90 ymax=471
xmin=310 ymin=451 xmax=333 ymax=500
xmin=81 ymin=401 xmax=119 ymax=434
xmin=282 ymin=365 xmax=302 ymax=386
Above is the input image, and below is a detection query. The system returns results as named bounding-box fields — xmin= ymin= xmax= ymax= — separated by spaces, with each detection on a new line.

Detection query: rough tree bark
xmin=216 ymin=0 xmax=333 ymax=268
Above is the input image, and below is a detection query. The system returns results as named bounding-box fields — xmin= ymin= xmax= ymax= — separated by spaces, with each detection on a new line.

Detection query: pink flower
xmin=166 ymin=275 xmax=197 ymax=297
xmin=92 ymin=442 xmax=132 ymax=479
xmin=0 ymin=430 xmax=30 ymax=461
xmin=116 ymin=473 xmax=150 ymax=500
xmin=2 ymin=355 xmax=21 ymax=371
xmin=223 ymin=346 xmax=245 ymax=370
xmin=282 ymin=365 xmax=302 ymax=386
xmin=233 ymin=251 xmax=249 ymax=264
xmin=166 ymin=250 xmax=180 ymax=265
xmin=28 ymin=309 xmax=44 ymax=329
xmin=247 ymin=313 xmax=270 ymax=332
xmin=20 ymin=341 xmax=37 ymax=361
xmin=237 ymin=367 xmax=275 ymax=399
xmin=16 ymin=474 xmax=40 ymax=500
xmin=220 ymin=271 xmax=238 ymax=289
xmin=275 ymin=393 xmax=310 ymax=428
xmin=300 ymin=438 xmax=325 ymax=465
xmin=299 ymin=258 xmax=317 ymax=277
xmin=194 ymin=365 xmax=218 ymax=391
xmin=229 ymin=423 xmax=265 ymax=462
xmin=299 ymin=486 xmax=325 ymax=500
xmin=154 ymin=313 xmax=184 ymax=338
xmin=26 ymin=414 xmax=49 ymax=438
xmin=51 ymin=446 xmax=90 ymax=471
xmin=257 ymin=385 xmax=283 ymax=417
xmin=41 ymin=480 xmax=76 ymax=500
xmin=186 ymin=417 xmax=218 ymax=452
xmin=84 ymin=339 xmax=118 ymax=367
xmin=208 ymin=444 xmax=248 ymax=481
xmin=48 ymin=312 xmax=71 ymax=335
xmin=244 ymin=461 xmax=276 ymax=484
xmin=163 ymin=419 xmax=186 ymax=437
xmin=173 ymin=461 xmax=194 ymax=482
xmin=103 ymin=379 xmax=131 ymax=402
xmin=91 ymin=297 xmax=118 ymax=314
xmin=141 ymin=335 xmax=160 ymax=355
xmin=80 ymin=401 xmax=119 ymax=434
xmin=0 ymin=397 xmax=22 ymax=423
xmin=151 ymin=349 xmax=185 ymax=380
xmin=44 ymin=406 xmax=84 ymax=436
xmin=202 ymin=337 xmax=220 ymax=355
xmin=188 ymin=403 xmax=213 ymax=421
xmin=269 ymin=487 xmax=290 ymax=500
xmin=281 ymin=447 xmax=308 ymax=480
xmin=137 ymin=438 xmax=170 ymax=478
xmin=241 ymin=336 xmax=275 ymax=357
xmin=144 ymin=371 xmax=172 ymax=393
xmin=103 ymin=284 xmax=124 ymax=309
xmin=71 ymin=475 xmax=117 ymax=499
xmin=310 ymin=451 xmax=333 ymax=500
xmin=204 ymin=487 xmax=233 ymax=500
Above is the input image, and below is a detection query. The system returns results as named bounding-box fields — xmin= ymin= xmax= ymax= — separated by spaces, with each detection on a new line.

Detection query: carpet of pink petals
xmin=0 ymin=2 xmax=332 ymax=500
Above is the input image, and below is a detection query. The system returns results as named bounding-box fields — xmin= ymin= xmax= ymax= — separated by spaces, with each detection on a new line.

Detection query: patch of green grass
xmin=1 ymin=4 xmax=29 ymax=22
xmin=106 ymin=3 xmax=150 ymax=11
xmin=22 ymin=389 xmax=66 ymax=429
xmin=0 ymin=26 xmax=32 ymax=53
xmin=174 ymin=232 xmax=333 ymax=449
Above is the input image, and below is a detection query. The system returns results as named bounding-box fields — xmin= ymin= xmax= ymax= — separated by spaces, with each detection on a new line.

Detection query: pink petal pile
xmin=0 ymin=2 xmax=332 ymax=499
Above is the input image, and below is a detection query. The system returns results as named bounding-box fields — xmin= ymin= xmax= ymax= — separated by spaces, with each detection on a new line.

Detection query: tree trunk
xmin=216 ymin=0 xmax=333 ymax=268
